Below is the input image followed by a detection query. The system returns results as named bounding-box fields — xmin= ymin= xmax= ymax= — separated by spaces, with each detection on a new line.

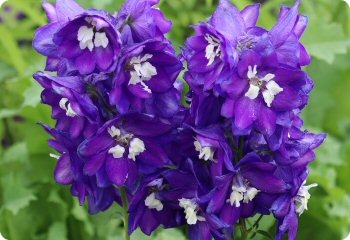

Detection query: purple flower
xmin=183 ymin=23 xmax=237 ymax=93
xmin=271 ymin=170 xmax=318 ymax=240
xmin=109 ymin=40 xmax=182 ymax=115
xmin=128 ymin=169 xmax=199 ymax=235
xmin=33 ymin=0 xmax=121 ymax=75
xmin=207 ymin=153 xmax=288 ymax=226
xmin=33 ymin=71 xmax=100 ymax=138
xmin=221 ymin=51 xmax=311 ymax=136
xmin=116 ymin=0 xmax=172 ymax=44
xmin=41 ymin=124 xmax=119 ymax=214
xmin=79 ymin=113 xmax=173 ymax=187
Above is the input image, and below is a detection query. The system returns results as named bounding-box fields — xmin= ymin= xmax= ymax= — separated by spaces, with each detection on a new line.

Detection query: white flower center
xmin=205 ymin=34 xmax=221 ymax=66
xmin=145 ymin=192 xmax=163 ymax=211
xmin=227 ymin=175 xmax=260 ymax=207
xmin=179 ymin=198 xmax=205 ymax=225
xmin=107 ymin=126 xmax=146 ymax=161
xmin=128 ymin=54 xmax=157 ymax=93
xmin=77 ymin=21 xmax=109 ymax=52
xmin=59 ymin=98 xmax=77 ymax=117
xmin=294 ymin=182 xmax=317 ymax=215
xmin=244 ymin=65 xmax=283 ymax=107
xmin=108 ymin=145 xmax=125 ymax=159
xmin=128 ymin=138 xmax=146 ymax=161
xmin=108 ymin=126 xmax=121 ymax=138
xmin=194 ymin=140 xmax=215 ymax=161
xmin=49 ymin=153 xmax=60 ymax=159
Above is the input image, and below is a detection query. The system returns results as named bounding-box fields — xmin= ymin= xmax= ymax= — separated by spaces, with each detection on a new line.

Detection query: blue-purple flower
xmin=34 ymin=0 xmax=121 ymax=75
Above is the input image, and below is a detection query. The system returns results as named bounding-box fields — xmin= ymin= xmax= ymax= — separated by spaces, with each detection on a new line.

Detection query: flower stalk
xmin=121 ymin=187 xmax=130 ymax=240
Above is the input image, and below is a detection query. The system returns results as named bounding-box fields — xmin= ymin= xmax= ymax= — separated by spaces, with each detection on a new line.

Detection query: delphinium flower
xmin=32 ymin=0 xmax=326 ymax=239
xmin=181 ymin=0 xmax=326 ymax=239
xmin=33 ymin=0 xmax=182 ymax=224
xmin=34 ymin=0 xmax=122 ymax=75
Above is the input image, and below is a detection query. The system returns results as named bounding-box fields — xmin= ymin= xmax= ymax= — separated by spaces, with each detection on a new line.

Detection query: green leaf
xmin=1 ymin=174 xmax=36 ymax=215
xmin=0 ymin=26 xmax=26 ymax=75
xmin=156 ymin=229 xmax=186 ymax=240
xmin=47 ymin=222 xmax=68 ymax=240
xmin=303 ymin=21 xmax=350 ymax=64
xmin=22 ymin=82 xmax=42 ymax=108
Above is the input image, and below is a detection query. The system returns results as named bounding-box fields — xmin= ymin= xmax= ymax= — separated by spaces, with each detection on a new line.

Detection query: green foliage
xmin=0 ymin=0 xmax=350 ymax=239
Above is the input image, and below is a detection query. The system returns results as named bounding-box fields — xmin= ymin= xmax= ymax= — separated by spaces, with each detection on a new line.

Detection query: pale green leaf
xmin=1 ymin=174 xmax=36 ymax=215
xmin=47 ymin=222 xmax=68 ymax=240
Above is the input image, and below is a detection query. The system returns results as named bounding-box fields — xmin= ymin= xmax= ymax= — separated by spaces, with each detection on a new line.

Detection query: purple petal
xmin=55 ymin=0 xmax=84 ymax=22
xmin=42 ymin=1 xmax=57 ymax=22
xmin=83 ymin=151 xmax=106 ymax=176
xmin=33 ymin=22 xmax=61 ymax=56
xmin=54 ymin=153 xmax=73 ymax=185
xmin=75 ymin=51 xmax=96 ymax=75
xmin=241 ymin=4 xmax=260 ymax=28
xmin=95 ymin=45 xmax=114 ymax=71
xmin=221 ymin=98 xmax=235 ymax=118
xmin=256 ymin=104 xmax=276 ymax=136
xmin=210 ymin=0 xmax=245 ymax=42
xmin=106 ymin=157 xmax=131 ymax=186
xmin=269 ymin=0 xmax=301 ymax=47
xmin=234 ymin=97 xmax=258 ymax=130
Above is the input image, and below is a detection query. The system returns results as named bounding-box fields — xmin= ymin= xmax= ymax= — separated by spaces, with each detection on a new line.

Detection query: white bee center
xmin=128 ymin=138 xmax=146 ymax=161
xmin=227 ymin=176 xmax=260 ymax=207
xmin=204 ymin=34 xmax=221 ymax=66
xmin=59 ymin=98 xmax=77 ymax=117
xmin=145 ymin=192 xmax=163 ymax=211
xmin=129 ymin=54 xmax=157 ymax=93
xmin=77 ymin=23 xmax=109 ymax=52
xmin=294 ymin=182 xmax=317 ymax=215
xmin=108 ymin=145 xmax=125 ymax=159
xmin=194 ymin=140 xmax=215 ymax=161
xmin=245 ymin=65 xmax=283 ymax=107
xmin=179 ymin=198 xmax=205 ymax=225
xmin=108 ymin=126 xmax=121 ymax=138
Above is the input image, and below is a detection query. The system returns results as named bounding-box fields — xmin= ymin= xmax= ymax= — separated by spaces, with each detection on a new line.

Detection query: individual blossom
xmin=78 ymin=113 xmax=173 ymax=187
xmin=221 ymin=51 xmax=311 ymax=136
xmin=271 ymin=170 xmax=317 ymax=240
xmin=207 ymin=152 xmax=288 ymax=230
xmin=33 ymin=71 xmax=100 ymax=138
xmin=183 ymin=0 xmax=261 ymax=94
xmin=109 ymin=40 xmax=182 ymax=115
xmin=42 ymin=124 xmax=119 ymax=214
xmin=116 ymin=0 xmax=172 ymax=45
xmin=33 ymin=0 xmax=121 ymax=75
xmin=128 ymin=169 xmax=199 ymax=235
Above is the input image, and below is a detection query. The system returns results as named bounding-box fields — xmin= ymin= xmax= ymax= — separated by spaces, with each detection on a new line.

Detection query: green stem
xmin=239 ymin=219 xmax=248 ymax=240
xmin=120 ymin=187 xmax=130 ymax=240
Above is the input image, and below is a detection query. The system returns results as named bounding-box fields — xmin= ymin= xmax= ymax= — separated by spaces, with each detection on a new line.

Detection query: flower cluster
xmin=33 ymin=0 xmax=325 ymax=239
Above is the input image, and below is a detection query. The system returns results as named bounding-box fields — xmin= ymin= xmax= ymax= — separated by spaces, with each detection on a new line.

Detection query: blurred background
xmin=0 ymin=0 xmax=349 ymax=239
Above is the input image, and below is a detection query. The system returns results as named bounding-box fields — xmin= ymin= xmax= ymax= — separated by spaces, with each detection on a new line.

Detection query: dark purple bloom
xmin=271 ymin=170 xmax=317 ymax=240
xmin=221 ymin=51 xmax=311 ymax=136
xmin=116 ymin=0 xmax=172 ymax=44
xmin=208 ymin=153 xmax=288 ymax=226
xmin=109 ymin=40 xmax=182 ymax=115
xmin=33 ymin=71 xmax=100 ymax=138
xmin=41 ymin=124 xmax=119 ymax=214
xmin=79 ymin=113 xmax=172 ymax=187
xmin=33 ymin=0 xmax=121 ymax=75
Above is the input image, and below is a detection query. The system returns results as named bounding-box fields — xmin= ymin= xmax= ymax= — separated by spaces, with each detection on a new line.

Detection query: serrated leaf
xmin=303 ymin=21 xmax=350 ymax=64
xmin=22 ymin=82 xmax=42 ymax=108
xmin=1 ymin=174 xmax=36 ymax=215
xmin=47 ymin=222 xmax=67 ymax=240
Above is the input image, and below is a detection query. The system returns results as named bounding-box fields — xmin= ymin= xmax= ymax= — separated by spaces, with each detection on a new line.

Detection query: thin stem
xmin=120 ymin=187 xmax=130 ymax=240
xmin=239 ymin=219 xmax=248 ymax=240
xmin=248 ymin=214 xmax=264 ymax=232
